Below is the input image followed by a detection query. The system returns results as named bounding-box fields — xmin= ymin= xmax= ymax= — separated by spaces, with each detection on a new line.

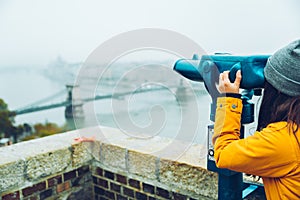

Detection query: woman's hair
xmin=257 ymin=81 xmax=300 ymax=134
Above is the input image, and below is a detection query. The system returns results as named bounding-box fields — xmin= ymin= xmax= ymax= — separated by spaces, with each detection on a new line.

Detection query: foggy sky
xmin=0 ymin=0 xmax=299 ymax=67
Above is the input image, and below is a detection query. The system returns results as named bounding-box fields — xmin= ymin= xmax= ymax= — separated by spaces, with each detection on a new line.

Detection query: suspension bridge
xmin=13 ymin=84 xmax=192 ymax=120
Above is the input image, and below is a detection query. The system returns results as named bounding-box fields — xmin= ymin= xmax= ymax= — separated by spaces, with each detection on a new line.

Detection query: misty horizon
xmin=0 ymin=0 xmax=299 ymax=68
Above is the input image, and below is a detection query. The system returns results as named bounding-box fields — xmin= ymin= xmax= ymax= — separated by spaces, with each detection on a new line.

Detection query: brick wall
xmin=1 ymin=165 xmax=92 ymax=200
xmin=92 ymin=166 xmax=204 ymax=200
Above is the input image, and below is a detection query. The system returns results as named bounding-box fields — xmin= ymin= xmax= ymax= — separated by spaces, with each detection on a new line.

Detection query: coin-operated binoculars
xmin=174 ymin=54 xmax=269 ymax=200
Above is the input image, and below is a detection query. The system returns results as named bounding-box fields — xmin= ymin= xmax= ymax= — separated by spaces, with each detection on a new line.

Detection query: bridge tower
xmin=65 ymin=85 xmax=84 ymax=129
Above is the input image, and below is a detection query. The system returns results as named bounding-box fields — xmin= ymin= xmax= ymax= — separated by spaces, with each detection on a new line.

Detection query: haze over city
xmin=0 ymin=0 xmax=299 ymax=68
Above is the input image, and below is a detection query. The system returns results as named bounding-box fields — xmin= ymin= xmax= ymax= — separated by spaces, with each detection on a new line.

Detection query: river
xmin=0 ymin=62 xmax=215 ymax=145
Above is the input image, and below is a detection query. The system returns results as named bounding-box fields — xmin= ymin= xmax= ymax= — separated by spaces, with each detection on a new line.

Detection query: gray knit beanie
xmin=264 ymin=39 xmax=300 ymax=96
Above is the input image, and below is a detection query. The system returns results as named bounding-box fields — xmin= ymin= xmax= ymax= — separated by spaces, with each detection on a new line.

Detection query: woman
xmin=213 ymin=39 xmax=300 ymax=199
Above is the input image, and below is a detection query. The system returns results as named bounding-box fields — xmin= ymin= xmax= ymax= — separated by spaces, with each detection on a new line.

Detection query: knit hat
xmin=264 ymin=39 xmax=300 ymax=96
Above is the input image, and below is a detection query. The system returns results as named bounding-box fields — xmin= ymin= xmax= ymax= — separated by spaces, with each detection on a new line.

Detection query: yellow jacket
xmin=213 ymin=97 xmax=300 ymax=200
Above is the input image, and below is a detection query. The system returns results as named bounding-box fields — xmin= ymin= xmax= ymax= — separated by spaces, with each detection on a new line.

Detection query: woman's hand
xmin=218 ymin=70 xmax=242 ymax=94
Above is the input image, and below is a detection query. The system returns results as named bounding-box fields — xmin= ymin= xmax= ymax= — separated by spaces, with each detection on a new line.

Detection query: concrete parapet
xmin=86 ymin=126 xmax=218 ymax=199
xmin=0 ymin=129 xmax=92 ymax=197
xmin=0 ymin=125 xmax=264 ymax=199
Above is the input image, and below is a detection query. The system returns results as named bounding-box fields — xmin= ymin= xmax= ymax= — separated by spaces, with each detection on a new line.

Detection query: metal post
xmin=207 ymin=125 xmax=245 ymax=200
xmin=218 ymin=170 xmax=243 ymax=200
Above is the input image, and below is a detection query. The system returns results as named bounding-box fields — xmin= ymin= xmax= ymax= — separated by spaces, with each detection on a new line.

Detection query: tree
xmin=0 ymin=98 xmax=68 ymax=143
xmin=33 ymin=122 xmax=64 ymax=137
xmin=22 ymin=122 xmax=67 ymax=141
xmin=0 ymin=98 xmax=18 ymax=141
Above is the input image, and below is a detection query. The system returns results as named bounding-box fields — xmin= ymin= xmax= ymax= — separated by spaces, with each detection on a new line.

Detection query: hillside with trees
xmin=0 ymin=98 xmax=67 ymax=144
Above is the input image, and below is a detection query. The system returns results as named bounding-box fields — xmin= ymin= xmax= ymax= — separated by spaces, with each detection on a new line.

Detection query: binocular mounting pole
xmin=204 ymin=61 xmax=260 ymax=200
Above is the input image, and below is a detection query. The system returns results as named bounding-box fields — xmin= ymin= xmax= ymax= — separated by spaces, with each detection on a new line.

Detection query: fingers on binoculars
xmin=218 ymin=70 xmax=242 ymax=93
xmin=223 ymin=71 xmax=230 ymax=83
xmin=218 ymin=73 xmax=226 ymax=93
xmin=234 ymin=70 xmax=242 ymax=86
xmin=218 ymin=71 xmax=230 ymax=88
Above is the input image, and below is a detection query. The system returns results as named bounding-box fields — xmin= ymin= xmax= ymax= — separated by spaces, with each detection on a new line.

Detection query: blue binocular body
xmin=174 ymin=54 xmax=270 ymax=89
xmin=174 ymin=54 xmax=270 ymax=123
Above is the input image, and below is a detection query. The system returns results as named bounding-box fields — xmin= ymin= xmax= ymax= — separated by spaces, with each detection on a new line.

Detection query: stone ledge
xmin=83 ymin=126 xmax=217 ymax=199
xmin=1 ymin=125 xmax=216 ymax=199
xmin=0 ymin=129 xmax=93 ymax=193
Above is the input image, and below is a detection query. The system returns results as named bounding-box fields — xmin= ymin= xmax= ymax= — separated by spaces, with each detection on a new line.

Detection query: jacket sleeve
xmin=212 ymin=97 xmax=297 ymax=177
